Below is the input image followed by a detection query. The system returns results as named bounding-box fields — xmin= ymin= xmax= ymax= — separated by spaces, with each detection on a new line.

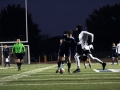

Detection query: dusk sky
xmin=0 ymin=0 xmax=120 ymax=37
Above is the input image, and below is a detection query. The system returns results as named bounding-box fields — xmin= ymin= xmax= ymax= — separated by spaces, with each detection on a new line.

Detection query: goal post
xmin=0 ymin=45 xmax=30 ymax=65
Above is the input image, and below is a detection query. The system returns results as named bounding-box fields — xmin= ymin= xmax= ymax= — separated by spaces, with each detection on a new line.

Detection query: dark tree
xmin=86 ymin=3 xmax=120 ymax=52
xmin=0 ymin=4 xmax=42 ymax=56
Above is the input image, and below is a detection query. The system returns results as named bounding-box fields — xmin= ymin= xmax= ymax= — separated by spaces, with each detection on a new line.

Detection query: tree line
xmin=0 ymin=3 xmax=120 ymax=58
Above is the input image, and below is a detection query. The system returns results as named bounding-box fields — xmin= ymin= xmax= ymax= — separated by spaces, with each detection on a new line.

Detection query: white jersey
xmin=116 ymin=43 xmax=120 ymax=54
xmin=78 ymin=31 xmax=94 ymax=50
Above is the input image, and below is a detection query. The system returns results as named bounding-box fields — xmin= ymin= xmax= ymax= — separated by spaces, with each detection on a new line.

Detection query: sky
xmin=0 ymin=0 xmax=120 ymax=37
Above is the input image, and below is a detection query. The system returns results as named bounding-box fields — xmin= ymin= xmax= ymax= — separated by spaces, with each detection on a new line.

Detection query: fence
xmin=38 ymin=51 xmax=112 ymax=62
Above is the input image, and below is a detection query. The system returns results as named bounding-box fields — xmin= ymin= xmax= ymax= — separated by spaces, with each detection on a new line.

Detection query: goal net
xmin=0 ymin=45 xmax=30 ymax=65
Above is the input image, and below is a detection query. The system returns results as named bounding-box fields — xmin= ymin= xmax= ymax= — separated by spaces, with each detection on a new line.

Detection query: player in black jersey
xmin=111 ymin=43 xmax=118 ymax=65
xmin=56 ymin=30 xmax=76 ymax=73
xmin=3 ymin=44 xmax=10 ymax=67
xmin=57 ymin=39 xmax=66 ymax=69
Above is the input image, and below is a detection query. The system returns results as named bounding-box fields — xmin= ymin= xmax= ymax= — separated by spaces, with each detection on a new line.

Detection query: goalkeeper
xmin=11 ymin=39 xmax=26 ymax=71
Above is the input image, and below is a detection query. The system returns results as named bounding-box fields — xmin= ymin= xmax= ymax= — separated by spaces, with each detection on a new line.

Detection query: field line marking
xmin=0 ymin=65 xmax=57 ymax=85
xmin=2 ymin=82 xmax=120 ymax=86
xmin=19 ymin=77 xmax=120 ymax=80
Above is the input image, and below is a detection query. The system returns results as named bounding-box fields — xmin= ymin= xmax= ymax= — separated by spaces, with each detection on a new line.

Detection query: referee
xmin=11 ymin=38 xmax=26 ymax=71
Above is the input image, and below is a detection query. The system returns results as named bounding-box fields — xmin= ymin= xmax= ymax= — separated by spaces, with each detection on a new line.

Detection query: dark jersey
xmin=3 ymin=48 xmax=10 ymax=56
xmin=60 ymin=36 xmax=76 ymax=52
xmin=72 ymin=30 xmax=83 ymax=54
xmin=72 ymin=30 xmax=79 ymax=43
xmin=112 ymin=46 xmax=116 ymax=54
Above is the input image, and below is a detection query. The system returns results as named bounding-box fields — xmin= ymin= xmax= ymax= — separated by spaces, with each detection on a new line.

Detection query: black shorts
xmin=81 ymin=50 xmax=91 ymax=61
xmin=112 ymin=53 xmax=118 ymax=58
xmin=15 ymin=53 xmax=23 ymax=60
xmin=4 ymin=54 xmax=9 ymax=58
xmin=58 ymin=48 xmax=71 ymax=57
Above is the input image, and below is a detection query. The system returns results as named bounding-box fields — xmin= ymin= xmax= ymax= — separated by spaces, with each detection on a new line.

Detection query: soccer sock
xmin=89 ymin=62 xmax=91 ymax=68
xmin=75 ymin=56 xmax=80 ymax=69
xmin=77 ymin=56 xmax=80 ymax=69
xmin=20 ymin=63 xmax=22 ymax=67
xmin=67 ymin=63 xmax=71 ymax=69
xmin=17 ymin=63 xmax=19 ymax=67
xmin=58 ymin=61 xmax=61 ymax=70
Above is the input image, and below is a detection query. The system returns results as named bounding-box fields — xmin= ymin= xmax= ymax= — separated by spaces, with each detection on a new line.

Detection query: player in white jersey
xmin=77 ymin=26 xmax=106 ymax=70
xmin=116 ymin=41 xmax=120 ymax=63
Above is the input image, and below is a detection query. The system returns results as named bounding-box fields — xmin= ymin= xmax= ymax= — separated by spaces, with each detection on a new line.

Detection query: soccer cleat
xmin=56 ymin=69 xmax=59 ymax=73
xmin=68 ymin=69 xmax=72 ymax=73
xmin=102 ymin=62 xmax=106 ymax=70
xmin=73 ymin=69 xmax=80 ymax=73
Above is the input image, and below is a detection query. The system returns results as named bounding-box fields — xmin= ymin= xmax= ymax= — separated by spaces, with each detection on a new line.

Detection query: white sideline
xmin=0 ymin=65 xmax=57 ymax=85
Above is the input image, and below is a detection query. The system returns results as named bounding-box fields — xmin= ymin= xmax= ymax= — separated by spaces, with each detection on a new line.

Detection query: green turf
xmin=0 ymin=63 xmax=120 ymax=90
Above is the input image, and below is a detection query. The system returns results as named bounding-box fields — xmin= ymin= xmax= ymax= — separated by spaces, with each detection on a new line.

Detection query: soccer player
xmin=11 ymin=39 xmax=26 ymax=71
xmin=58 ymin=39 xmax=66 ymax=69
xmin=116 ymin=41 xmax=120 ymax=64
xmin=78 ymin=24 xmax=106 ymax=70
xmin=77 ymin=25 xmax=106 ymax=70
xmin=111 ymin=43 xmax=118 ymax=65
xmin=3 ymin=44 xmax=10 ymax=67
xmin=56 ymin=30 xmax=76 ymax=73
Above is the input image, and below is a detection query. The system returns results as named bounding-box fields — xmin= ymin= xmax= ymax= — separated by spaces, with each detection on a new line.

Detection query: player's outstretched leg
xmin=88 ymin=54 xmax=106 ymax=70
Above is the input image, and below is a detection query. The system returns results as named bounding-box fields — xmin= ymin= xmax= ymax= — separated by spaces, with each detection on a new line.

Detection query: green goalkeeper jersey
xmin=11 ymin=43 xmax=26 ymax=54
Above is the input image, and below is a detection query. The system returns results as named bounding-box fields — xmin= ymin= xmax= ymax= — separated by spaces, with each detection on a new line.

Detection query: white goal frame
xmin=0 ymin=45 xmax=30 ymax=65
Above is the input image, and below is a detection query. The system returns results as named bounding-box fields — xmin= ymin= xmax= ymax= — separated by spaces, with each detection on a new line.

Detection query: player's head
xmin=76 ymin=24 xmax=83 ymax=33
xmin=17 ymin=38 xmax=21 ymax=43
xmin=60 ymin=39 xmax=63 ymax=44
xmin=4 ymin=44 xmax=7 ymax=48
xmin=112 ymin=43 xmax=115 ymax=46
xmin=67 ymin=30 xmax=73 ymax=37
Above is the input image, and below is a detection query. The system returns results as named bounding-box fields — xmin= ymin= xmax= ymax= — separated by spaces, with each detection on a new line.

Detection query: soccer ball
xmin=59 ymin=68 xmax=65 ymax=74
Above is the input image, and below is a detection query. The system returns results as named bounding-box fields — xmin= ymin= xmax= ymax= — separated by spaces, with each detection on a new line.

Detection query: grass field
xmin=0 ymin=62 xmax=120 ymax=90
